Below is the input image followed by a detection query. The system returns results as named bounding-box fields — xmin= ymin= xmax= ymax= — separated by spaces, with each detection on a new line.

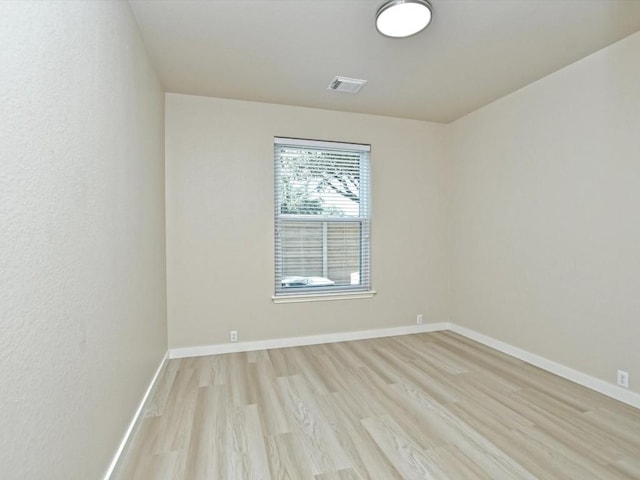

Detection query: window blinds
xmin=274 ymin=137 xmax=371 ymax=296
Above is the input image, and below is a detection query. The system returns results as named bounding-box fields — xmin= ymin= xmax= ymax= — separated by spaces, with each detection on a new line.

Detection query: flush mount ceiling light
xmin=375 ymin=0 xmax=433 ymax=38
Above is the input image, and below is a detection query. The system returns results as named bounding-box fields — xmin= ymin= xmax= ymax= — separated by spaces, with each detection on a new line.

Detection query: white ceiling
xmin=129 ymin=0 xmax=640 ymax=123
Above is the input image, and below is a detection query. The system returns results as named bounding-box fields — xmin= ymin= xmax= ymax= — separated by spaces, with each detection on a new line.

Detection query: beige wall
xmin=0 ymin=2 xmax=166 ymax=478
xmin=166 ymin=94 xmax=450 ymax=348
xmin=449 ymin=31 xmax=640 ymax=395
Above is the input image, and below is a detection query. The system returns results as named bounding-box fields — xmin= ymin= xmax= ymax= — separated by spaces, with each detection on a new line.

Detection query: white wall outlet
xmin=416 ymin=314 xmax=423 ymax=325
xmin=617 ymin=370 xmax=629 ymax=388
xmin=230 ymin=330 xmax=238 ymax=343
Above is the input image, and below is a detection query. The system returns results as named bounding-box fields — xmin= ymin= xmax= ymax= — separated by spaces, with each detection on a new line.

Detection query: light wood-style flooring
xmin=113 ymin=332 xmax=640 ymax=479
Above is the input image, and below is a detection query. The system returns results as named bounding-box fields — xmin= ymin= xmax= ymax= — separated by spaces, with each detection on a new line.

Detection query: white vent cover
xmin=328 ymin=76 xmax=367 ymax=94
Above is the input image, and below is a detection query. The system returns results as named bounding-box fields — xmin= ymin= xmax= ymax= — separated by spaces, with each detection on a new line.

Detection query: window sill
xmin=272 ymin=290 xmax=377 ymax=304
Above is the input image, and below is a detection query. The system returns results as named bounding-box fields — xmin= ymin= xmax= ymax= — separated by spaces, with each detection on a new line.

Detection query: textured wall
xmin=449 ymin=31 xmax=640 ymax=395
xmin=165 ymin=94 xmax=450 ymax=348
xmin=0 ymin=2 xmax=166 ymax=478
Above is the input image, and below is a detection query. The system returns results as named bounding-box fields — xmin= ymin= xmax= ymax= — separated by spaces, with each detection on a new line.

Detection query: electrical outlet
xmin=416 ymin=314 xmax=423 ymax=325
xmin=230 ymin=330 xmax=238 ymax=343
xmin=617 ymin=370 xmax=629 ymax=388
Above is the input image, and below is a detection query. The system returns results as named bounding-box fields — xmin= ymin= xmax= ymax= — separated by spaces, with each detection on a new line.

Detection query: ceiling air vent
xmin=328 ymin=76 xmax=367 ymax=94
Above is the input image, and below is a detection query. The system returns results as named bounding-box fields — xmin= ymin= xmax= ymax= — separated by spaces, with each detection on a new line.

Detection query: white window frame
xmin=273 ymin=137 xmax=375 ymax=303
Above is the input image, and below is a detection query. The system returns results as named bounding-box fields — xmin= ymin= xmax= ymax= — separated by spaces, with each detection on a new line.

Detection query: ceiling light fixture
xmin=375 ymin=0 xmax=433 ymax=38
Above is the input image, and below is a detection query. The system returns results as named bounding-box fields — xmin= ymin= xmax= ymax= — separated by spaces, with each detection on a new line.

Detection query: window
xmin=274 ymin=137 xmax=372 ymax=300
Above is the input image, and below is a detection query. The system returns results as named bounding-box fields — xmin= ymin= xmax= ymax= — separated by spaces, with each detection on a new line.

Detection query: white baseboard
xmin=448 ymin=324 xmax=640 ymax=409
xmin=103 ymin=352 xmax=169 ymax=480
xmin=169 ymin=322 xmax=451 ymax=359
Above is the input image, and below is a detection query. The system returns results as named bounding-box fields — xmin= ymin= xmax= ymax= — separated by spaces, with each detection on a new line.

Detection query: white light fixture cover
xmin=376 ymin=0 xmax=433 ymax=38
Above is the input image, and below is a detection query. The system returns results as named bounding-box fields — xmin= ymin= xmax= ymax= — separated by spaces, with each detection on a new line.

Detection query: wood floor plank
xmin=184 ymin=385 xmax=227 ymax=479
xmin=152 ymin=368 xmax=199 ymax=454
xmin=226 ymin=404 xmax=271 ymax=480
xmin=111 ymin=416 xmax=162 ymax=480
xmin=114 ymin=332 xmax=640 ymax=479
xmin=511 ymin=426 xmax=632 ymax=480
xmin=267 ymin=347 xmax=300 ymax=378
xmin=582 ymin=407 xmax=640 ymax=452
xmin=422 ymin=444 xmax=492 ymax=480
xmin=352 ymin=366 xmax=451 ymax=451
xmin=251 ymin=361 xmax=291 ymax=436
xmin=277 ymin=374 xmax=351 ymax=475
xmin=226 ymin=352 xmax=255 ymax=407
xmin=361 ymin=414 xmax=446 ymax=480
xmin=393 ymin=389 xmax=538 ymax=479
xmin=314 ymin=392 xmax=404 ymax=480
xmin=290 ymin=347 xmax=335 ymax=395
xmin=266 ymin=432 xmax=314 ymax=480
xmin=511 ymin=388 xmax=633 ymax=464
xmin=612 ymin=456 xmax=640 ymax=479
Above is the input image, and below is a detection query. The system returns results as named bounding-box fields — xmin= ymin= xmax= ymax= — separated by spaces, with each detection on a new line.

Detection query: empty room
xmin=2 ymin=0 xmax=640 ymax=478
